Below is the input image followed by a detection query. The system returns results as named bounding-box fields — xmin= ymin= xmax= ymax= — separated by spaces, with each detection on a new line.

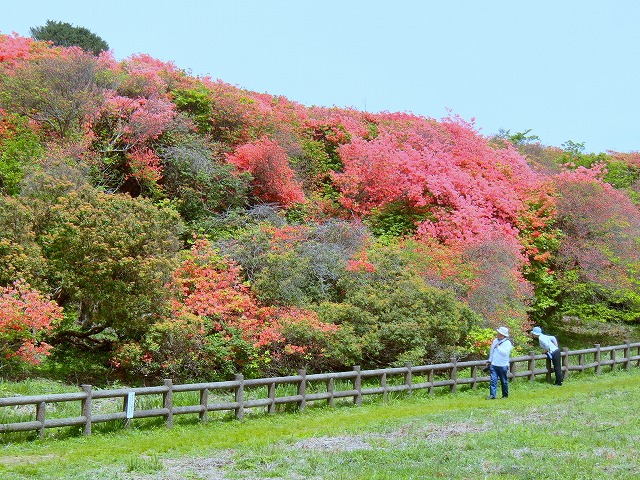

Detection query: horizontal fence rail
xmin=1 ymin=341 xmax=639 ymax=439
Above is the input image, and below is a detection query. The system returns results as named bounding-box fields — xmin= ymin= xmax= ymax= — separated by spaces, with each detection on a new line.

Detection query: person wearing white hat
xmin=531 ymin=326 xmax=563 ymax=386
xmin=486 ymin=326 xmax=513 ymax=399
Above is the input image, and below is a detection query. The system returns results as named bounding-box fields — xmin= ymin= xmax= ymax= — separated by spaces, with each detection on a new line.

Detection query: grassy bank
xmin=1 ymin=369 xmax=639 ymax=479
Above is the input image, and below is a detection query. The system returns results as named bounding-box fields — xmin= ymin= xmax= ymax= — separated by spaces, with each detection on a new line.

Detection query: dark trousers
xmin=489 ymin=365 xmax=509 ymax=398
xmin=550 ymin=349 xmax=563 ymax=385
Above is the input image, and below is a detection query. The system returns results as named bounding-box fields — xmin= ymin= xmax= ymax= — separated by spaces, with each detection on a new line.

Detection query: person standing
xmin=531 ymin=326 xmax=563 ymax=386
xmin=486 ymin=326 xmax=513 ymax=399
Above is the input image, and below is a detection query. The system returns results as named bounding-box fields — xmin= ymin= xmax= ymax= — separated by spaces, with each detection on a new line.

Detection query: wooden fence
xmin=1 ymin=341 xmax=639 ymax=439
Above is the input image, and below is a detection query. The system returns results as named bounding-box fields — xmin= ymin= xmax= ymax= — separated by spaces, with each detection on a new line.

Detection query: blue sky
xmin=2 ymin=1 xmax=639 ymax=153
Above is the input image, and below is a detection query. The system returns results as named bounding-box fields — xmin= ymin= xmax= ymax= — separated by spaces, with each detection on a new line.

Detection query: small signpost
xmin=126 ymin=392 xmax=135 ymax=419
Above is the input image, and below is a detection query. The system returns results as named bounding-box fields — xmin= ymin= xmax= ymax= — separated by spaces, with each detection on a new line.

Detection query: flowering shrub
xmin=227 ymin=137 xmax=305 ymax=206
xmin=112 ymin=239 xmax=344 ymax=380
xmin=0 ymin=32 xmax=54 ymax=71
xmin=0 ymin=281 xmax=62 ymax=368
xmin=552 ymin=166 xmax=640 ymax=322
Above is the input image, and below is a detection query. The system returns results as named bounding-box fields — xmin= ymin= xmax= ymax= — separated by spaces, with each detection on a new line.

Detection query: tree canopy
xmin=30 ymin=20 xmax=109 ymax=55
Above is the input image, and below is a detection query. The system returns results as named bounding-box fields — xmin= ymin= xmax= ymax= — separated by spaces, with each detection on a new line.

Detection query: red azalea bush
xmin=227 ymin=137 xmax=305 ymax=206
xmin=0 ymin=280 xmax=63 ymax=370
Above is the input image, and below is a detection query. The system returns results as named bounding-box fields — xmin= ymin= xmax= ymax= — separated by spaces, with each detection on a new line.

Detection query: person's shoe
xmin=501 ymin=396 xmax=508 ymax=399
xmin=487 ymin=396 xmax=496 ymax=400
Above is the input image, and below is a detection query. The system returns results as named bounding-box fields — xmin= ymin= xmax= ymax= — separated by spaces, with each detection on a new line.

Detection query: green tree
xmin=494 ymin=128 xmax=540 ymax=147
xmin=0 ymin=196 xmax=48 ymax=289
xmin=30 ymin=20 xmax=109 ymax=55
xmin=0 ymin=115 xmax=43 ymax=196
xmin=159 ymin=138 xmax=251 ymax=230
xmin=365 ymin=200 xmax=430 ymax=239
xmin=318 ymin=245 xmax=480 ymax=367
xmin=171 ymin=87 xmax=214 ymax=134
xmin=0 ymin=156 xmax=90 ymax=290
xmin=217 ymin=219 xmax=369 ymax=306
xmin=42 ymin=187 xmax=184 ymax=348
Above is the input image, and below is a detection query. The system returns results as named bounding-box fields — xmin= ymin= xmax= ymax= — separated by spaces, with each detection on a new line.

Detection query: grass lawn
xmin=1 ymin=368 xmax=639 ymax=479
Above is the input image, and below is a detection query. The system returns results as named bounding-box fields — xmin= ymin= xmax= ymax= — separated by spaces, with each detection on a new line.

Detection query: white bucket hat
xmin=497 ymin=326 xmax=509 ymax=337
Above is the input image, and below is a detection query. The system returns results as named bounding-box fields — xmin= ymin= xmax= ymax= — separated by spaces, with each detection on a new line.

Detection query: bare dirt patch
xmin=122 ymin=451 xmax=234 ymax=480
xmin=1 ymin=454 xmax=58 ymax=466
xmin=293 ymin=435 xmax=373 ymax=452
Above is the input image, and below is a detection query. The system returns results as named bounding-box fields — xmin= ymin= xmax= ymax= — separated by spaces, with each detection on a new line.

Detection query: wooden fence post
xmin=528 ymin=351 xmax=536 ymax=382
xmin=234 ymin=374 xmax=244 ymax=420
xmin=123 ymin=391 xmax=132 ymax=429
xmin=562 ymin=347 xmax=569 ymax=380
xmin=545 ymin=356 xmax=552 ymax=383
xmin=81 ymin=384 xmax=92 ymax=436
xmin=199 ymin=388 xmax=208 ymax=424
xmin=163 ymin=379 xmax=173 ymax=428
xmin=36 ymin=401 xmax=46 ymax=439
xmin=471 ymin=365 xmax=478 ymax=390
xmin=594 ymin=344 xmax=602 ymax=375
xmin=610 ymin=348 xmax=617 ymax=372
xmin=428 ymin=368 xmax=435 ymax=396
xmin=327 ymin=377 xmax=335 ymax=408
xmin=450 ymin=358 xmax=458 ymax=393
xmin=268 ymin=382 xmax=277 ymax=413
xmin=381 ymin=372 xmax=388 ymax=401
xmin=404 ymin=362 xmax=413 ymax=396
xmin=297 ymin=369 xmax=307 ymax=411
xmin=353 ymin=366 xmax=362 ymax=406
xmin=624 ymin=340 xmax=631 ymax=371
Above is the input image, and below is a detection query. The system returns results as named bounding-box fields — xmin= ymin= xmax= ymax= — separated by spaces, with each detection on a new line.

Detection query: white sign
xmin=126 ymin=392 xmax=135 ymax=419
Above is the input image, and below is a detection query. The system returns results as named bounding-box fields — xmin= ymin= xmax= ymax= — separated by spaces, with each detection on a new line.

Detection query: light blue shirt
xmin=537 ymin=333 xmax=559 ymax=357
xmin=489 ymin=337 xmax=513 ymax=367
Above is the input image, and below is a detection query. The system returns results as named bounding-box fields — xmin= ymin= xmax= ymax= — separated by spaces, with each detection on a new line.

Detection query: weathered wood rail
xmin=1 ymin=341 xmax=639 ymax=439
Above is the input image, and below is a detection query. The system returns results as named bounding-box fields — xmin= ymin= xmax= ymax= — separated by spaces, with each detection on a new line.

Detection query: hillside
xmin=1 ymin=32 xmax=639 ymax=385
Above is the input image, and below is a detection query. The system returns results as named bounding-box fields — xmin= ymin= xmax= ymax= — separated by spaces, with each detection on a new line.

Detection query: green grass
xmin=1 ymin=368 xmax=639 ymax=479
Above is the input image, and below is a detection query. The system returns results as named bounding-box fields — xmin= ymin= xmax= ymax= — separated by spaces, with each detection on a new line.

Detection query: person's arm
xmin=487 ymin=339 xmax=496 ymax=363
xmin=537 ymin=337 xmax=545 ymax=353
xmin=541 ymin=335 xmax=556 ymax=358
xmin=540 ymin=335 xmax=552 ymax=354
xmin=496 ymin=339 xmax=513 ymax=356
